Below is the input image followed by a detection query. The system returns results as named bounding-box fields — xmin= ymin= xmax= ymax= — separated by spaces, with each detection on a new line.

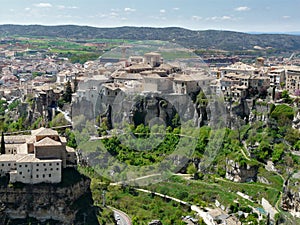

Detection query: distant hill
xmin=1 ymin=24 xmax=300 ymax=52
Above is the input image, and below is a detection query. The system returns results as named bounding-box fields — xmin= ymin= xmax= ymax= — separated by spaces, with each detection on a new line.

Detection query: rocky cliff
xmin=281 ymin=179 xmax=300 ymax=218
xmin=0 ymin=168 xmax=99 ymax=225
xmin=225 ymin=159 xmax=258 ymax=183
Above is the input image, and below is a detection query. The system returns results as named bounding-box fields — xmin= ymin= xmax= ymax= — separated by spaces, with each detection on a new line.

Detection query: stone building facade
xmin=0 ymin=127 xmax=76 ymax=184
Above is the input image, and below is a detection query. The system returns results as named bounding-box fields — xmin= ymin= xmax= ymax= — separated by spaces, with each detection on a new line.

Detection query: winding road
xmin=108 ymin=206 xmax=132 ymax=225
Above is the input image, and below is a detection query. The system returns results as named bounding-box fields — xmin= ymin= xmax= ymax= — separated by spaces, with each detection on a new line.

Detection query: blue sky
xmin=0 ymin=0 xmax=300 ymax=33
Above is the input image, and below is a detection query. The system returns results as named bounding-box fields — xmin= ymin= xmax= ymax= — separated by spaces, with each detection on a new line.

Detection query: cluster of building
xmin=1 ymin=41 xmax=300 ymax=111
xmin=0 ymin=127 xmax=76 ymax=184
xmin=73 ymin=52 xmax=213 ymax=105
xmin=71 ymin=53 xmax=300 ymax=109
xmin=210 ymin=59 xmax=300 ymax=101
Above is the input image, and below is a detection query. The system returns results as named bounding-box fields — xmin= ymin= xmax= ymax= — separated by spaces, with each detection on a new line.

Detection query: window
xmin=44 ymin=168 xmax=47 ymax=171
xmin=56 ymin=163 xmax=59 ymax=166
xmin=49 ymin=163 xmax=52 ymax=166
xmin=8 ymin=163 xmax=10 ymax=167
xmin=56 ymin=168 xmax=59 ymax=171
xmin=42 ymin=174 xmax=45 ymax=178
xmin=19 ymin=165 xmax=22 ymax=167
xmin=36 ymin=175 xmax=39 ymax=178
xmin=28 ymin=170 xmax=30 ymax=172
xmin=50 ymin=168 xmax=53 ymax=171
xmin=49 ymin=174 xmax=51 ymax=177
xmin=37 ymin=164 xmax=39 ymax=166
xmin=1 ymin=164 xmax=4 ymax=167
xmin=25 ymin=165 xmax=28 ymax=167
xmin=43 ymin=163 xmax=46 ymax=166
xmin=19 ymin=172 xmax=22 ymax=175
xmin=36 ymin=169 xmax=39 ymax=171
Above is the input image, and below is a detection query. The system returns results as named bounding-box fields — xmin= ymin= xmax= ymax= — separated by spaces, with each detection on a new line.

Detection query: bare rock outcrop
xmin=225 ymin=159 xmax=258 ymax=183
xmin=0 ymin=168 xmax=99 ymax=225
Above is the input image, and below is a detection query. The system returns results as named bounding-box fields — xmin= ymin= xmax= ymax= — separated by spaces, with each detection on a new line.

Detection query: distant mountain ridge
xmin=1 ymin=24 xmax=300 ymax=51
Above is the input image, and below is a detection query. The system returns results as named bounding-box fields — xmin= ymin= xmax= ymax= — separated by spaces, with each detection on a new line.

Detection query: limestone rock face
xmin=293 ymin=111 xmax=300 ymax=129
xmin=281 ymin=181 xmax=300 ymax=217
xmin=225 ymin=159 xmax=258 ymax=183
xmin=0 ymin=170 xmax=99 ymax=225
xmin=148 ymin=220 xmax=162 ymax=225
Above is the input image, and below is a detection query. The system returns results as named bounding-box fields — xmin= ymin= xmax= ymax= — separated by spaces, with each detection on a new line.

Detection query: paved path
xmin=135 ymin=188 xmax=190 ymax=206
xmin=110 ymin=173 xmax=162 ymax=186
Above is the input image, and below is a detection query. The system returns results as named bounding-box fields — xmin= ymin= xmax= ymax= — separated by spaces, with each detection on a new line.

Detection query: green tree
xmin=281 ymin=90 xmax=292 ymax=103
xmin=254 ymin=140 xmax=271 ymax=161
xmin=171 ymin=113 xmax=181 ymax=128
xmin=196 ymin=90 xmax=208 ymax=106
xmin=187 ymin=163 xmax=197 ymax=178
xmin=50 ymin=113 xmax=69 ymax=127
xmin=270 ymin=104 xmax=294 ymax=126
xmin=285 ymin=128 xmax=300 ymax=146
xmin=66 ymin=129 xmax=77 ymax=148
xmin=272 ymin=143 xmax=285 ymax=163
xmin=294 ymin=140 xmax=300 ymax=151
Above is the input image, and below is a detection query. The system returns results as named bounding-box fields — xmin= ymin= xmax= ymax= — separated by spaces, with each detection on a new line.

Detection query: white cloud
xmin=57 ymin=5 xmax=78 ymax=10
xmin=160 ymin=9 xmax=166 ymax=13
xmin=206 ymin=16 xmax=233 ymax=21
xmin=124 ymin=7 xmax=136 ymax=12
xmin=221 ymin=16 xmax=231 ymax=20
xmin=234 ymin=6 xmax=250 ymax=12
xmin=192 ymin=16 xmax=202 ymax=21
xmin=25 ymin=8 xmax=31 ymax=11
xmin=111 ymin=8 xmax=121 ymax=12
xmin=34 ymin=3 xmax=52 ymax=8
xmin=173 ymin=8 xmax=180 ymax=11
xmin=94 ymin=13 xmax=107 ymax=19
xmin=110 ymin=12 xmax=119 ymax=17
xmin=282 ymin=15 xmax=291 ymax=19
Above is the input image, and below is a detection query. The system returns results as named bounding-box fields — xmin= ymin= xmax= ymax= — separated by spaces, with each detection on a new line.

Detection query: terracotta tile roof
xmin=34 ymin=137 xmax=62 ymax=147
xmin=16 ymin=154 xmax=62 ymax=163
xmin=0 ymin=154 xmax=28 ymax=162
xmin=31 ymin=127 xmax=58 ymax=136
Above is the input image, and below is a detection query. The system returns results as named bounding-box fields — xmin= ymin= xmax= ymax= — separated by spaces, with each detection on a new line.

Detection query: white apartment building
xmin=10 ymin=155 xmax=62 ymax=184
xmin=286 ymin=66 xmax=300 ymax=95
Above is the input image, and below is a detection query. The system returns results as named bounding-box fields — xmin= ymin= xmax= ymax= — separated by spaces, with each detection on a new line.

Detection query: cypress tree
xmin=1 ymin=132 xmax=5 ymax=154
xmin=73 ymin=76 xmax=78 ymax=93
xmin=63 ymin=80 xmax=73 ymax=103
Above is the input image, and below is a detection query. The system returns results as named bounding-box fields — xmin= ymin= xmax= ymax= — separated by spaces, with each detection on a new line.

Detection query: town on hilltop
xmin=0 ymin=37 xmax=300 ymax=225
